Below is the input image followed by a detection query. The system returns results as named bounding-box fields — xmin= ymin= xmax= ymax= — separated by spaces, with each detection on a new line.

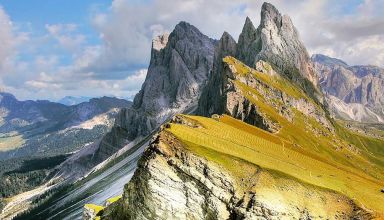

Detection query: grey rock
xmin=237 ymin=17 xmax=261 ymax=67
xmin=197 ymin=31 xmax=237 ymax=116
xmin=204 ymin=58 xmax=331 ymax=133
xmin=102 ymin=132 xmax=235 ymax=220
xmin=119 ymin=21 xmax=215 ymax=139
xmin=199 ymin=2 xmax=324 ymax=120
xmin=237 ymin=3 xmax=319 ymax=88
xmin=84 ymin=21 xmax=216 ymax=175
xmin=311 ymin=54 xmax=348 ymax=68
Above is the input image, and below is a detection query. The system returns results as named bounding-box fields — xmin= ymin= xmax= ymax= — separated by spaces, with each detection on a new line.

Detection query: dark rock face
xmin=313 ymin=54 xmax=384 ymax=122
xmin=237 ymin=17 xmax=261 ymax=67
xmin=91 ymin=21 xmax=216 ymax=168
xmin=118 ymin=21 xmax=215 ymax=140
xmin=197 ymin=32 xmax=237 ymax=117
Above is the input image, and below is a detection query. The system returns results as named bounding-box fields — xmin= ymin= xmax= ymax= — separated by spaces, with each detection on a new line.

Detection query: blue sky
xmin=0 ymin=0 xmax=383 ymax=101
xmin=1 ymin=0 xmax=107 ymax=49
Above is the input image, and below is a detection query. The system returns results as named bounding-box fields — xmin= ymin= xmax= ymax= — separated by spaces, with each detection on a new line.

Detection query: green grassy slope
xmin=163 ymin=56 xmax=384 ymax=216
xmin=223 ymin=56 xmax=384 ymax=181
xmin=167 ymin=114 xmax=384 ymax=216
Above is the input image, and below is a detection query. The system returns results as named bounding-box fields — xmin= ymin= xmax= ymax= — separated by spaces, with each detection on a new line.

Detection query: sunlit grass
xmin=106 ymin=195 xmax=122 ymax=204
xmin=167 ymin=114 xmax=384 ymax=214
xmin=84 ymin=204 xmax=104 ymax=215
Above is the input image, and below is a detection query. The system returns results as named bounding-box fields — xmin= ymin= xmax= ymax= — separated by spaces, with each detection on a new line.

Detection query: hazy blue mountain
xmin=0 ymin=92 xmax=132 ymax=160
xmin=0 ymin=92 xmax=131 ymax=206
xmin=58 ymin=96 xmax=92 ymax=106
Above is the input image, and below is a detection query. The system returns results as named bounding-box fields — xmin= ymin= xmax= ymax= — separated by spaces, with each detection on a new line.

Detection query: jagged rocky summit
xmin=58 ymin=21 xmax=216 ymax=181
xmin=198 ymin=2 xmax=324 ymax=124
xmin=237 ymin=3 xmax=319 ymax=89
xmin=72 ymin=2 xmax=324 ymax=177
xmin=96 ymin=21 xmax=215 ymax=159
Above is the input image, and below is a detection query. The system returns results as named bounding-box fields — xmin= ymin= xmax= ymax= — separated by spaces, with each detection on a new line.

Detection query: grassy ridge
xmin=167 ymin=114 xmax=384 ymax=214
xmin=223 ymin=56 xmax=384 ymax=181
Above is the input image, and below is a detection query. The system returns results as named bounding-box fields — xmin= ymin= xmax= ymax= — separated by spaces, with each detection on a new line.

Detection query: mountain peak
xmin=260 ymin=2 xmax=282 ymax=26
xmin=243 ymin=2 xmax=319 ymax=90
xmin=244 ymin=16 xmax=255 ymax=29
xmin=220 ymin=32 xmax=237 ymax=48
xmin=170 ymin=21 xmax=213 ymax=45
xmin=0 ymin=92 xmax=16 ymax=99
xmin=241 ymin=16 xmax=257 ymax=35
xmin=0 ymin=92 xmax=17 ymax=103
xmin=311 ymin=54 xmax=349 ymax=68
xmin=235 ymin=2 xmax=322 ymax=102
xmin=174 ymin=21 xmax=198 ymax=34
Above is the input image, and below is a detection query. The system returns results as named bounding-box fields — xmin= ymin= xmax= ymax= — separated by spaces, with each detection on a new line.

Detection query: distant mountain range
xmin=0 ymin=92 xmax=131 ymax=160
xmin=58 ymin=96 xmax=92 ymax=106
xmin=313 ymin=54 xmax=384 ymax=123
xmin=0 ymin=92 xmax=131 ymax=210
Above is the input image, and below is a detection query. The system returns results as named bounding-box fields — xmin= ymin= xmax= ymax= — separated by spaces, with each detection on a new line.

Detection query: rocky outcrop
xmin=201 ymin=56 xmax=332 ymax=133
xmin=326 ymin=95 xmax=384 ymax=123
xmin=197 ymin=32 xmax=237 ymax=117
xmin=102 ymin=131 xmax=235 ymax=219
xmin=313 ymin=54 xmax=384 ymax=123
xmin=73 ymin=21 xmax=216 ymax=174
xmin=82 ymin=204 xmax=103 ymax=220
xmin=237 ymin=3 xmax=319 ymax=91
xmin=101 ymin=128 xmax=370 ymax=220
xmin=198 ymin=2 xmax=325 ymax=124
xmin=43 ymin=21 xmax=216 ymax=185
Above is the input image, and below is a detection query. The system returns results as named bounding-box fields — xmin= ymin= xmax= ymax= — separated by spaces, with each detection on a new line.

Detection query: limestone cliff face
xmin=197 ymin=32 xmax=237 ymax=117
xmin=109 ymin=21 xmax=215 ymax=141
xmin=102 ymin=131 xmax=236 ymax=220
xmin=101 ymin=126 xmax=368 ymax=220
xmin=200 ymin=56 xmax=332 ymax=133
xmin=83 ymin=21 xmax=216 ymax=170
xmin=237 ymin=3 xmax=319 ymax=88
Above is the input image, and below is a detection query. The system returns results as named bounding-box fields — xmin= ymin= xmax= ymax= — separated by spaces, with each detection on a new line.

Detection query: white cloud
xmin=83 ymin=0 xmax=256 ymax=76
xmin=273 ymin=0 xmax=384 ymax=66
xmin=0 ymin=6 xmax=28 ymax=74
xmin=45 ymin=23 xmax=86 ymax=52
xmin=0 ymin=6 xmax=14 ymax=70
xmin=314 ymin=35 xmax=384 ymax=67
xmin=84 ymin=0 xmax=384 ymax=72
xmin=1 ymin=0 xmax=384 ymax=101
